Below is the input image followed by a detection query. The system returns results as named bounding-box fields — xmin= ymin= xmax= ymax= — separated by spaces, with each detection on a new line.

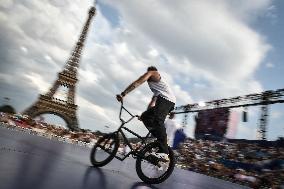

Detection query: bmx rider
xmin=116 ymin=66 xmax=176 ymax=154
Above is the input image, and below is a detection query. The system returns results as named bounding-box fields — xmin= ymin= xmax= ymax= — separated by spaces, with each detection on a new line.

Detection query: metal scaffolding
xmin=174 ymin=88 xmax=284 ymax=140
xmin=182 ymin=113 xmax=189 ymax=128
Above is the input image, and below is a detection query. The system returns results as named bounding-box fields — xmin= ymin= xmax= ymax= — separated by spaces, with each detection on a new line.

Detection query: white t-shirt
xmin=147 ymin=76 xmax=176 ymax=103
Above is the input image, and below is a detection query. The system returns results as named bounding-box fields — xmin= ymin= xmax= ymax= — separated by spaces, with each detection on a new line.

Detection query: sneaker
xmin=158 ymin=162 xmax=169 ymax=171
xmin=157 ymin=153 xmax=169 ymax=162
xmin=158 ymin=166 xmax=164 ymax=171
xmin=157 ymin=154 xmax=170 ymax=170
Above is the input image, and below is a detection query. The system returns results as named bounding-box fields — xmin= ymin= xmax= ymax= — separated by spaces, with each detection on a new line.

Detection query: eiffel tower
xmin=23 ymin=6 xmax=96 ymax=131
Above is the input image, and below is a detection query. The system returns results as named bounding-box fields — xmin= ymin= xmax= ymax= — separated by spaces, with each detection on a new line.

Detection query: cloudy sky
xmin=0 ymin=0 xmax=283 ymax=140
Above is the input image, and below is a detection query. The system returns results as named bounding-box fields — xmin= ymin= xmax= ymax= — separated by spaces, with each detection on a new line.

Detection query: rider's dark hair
xmin=147 ymin=66 xmax=158 ymax=71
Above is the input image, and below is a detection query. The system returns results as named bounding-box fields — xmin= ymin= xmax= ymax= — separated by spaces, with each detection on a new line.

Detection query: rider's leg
xmin=141 ymin=96 xmax=174 ymax=154
xmin=140 ymin=108 xmax=164 ymax=151
xmin=150 ymin=123 xmax=168 ymax=154
xmin=153 ymin=97 xmax=175 ymax=154
xmin=140 ymin=108 xmax=155 ymax=130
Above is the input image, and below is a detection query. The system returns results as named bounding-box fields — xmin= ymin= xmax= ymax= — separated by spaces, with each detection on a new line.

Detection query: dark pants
xmin=140 ymin=96 xmax=175 ymax=154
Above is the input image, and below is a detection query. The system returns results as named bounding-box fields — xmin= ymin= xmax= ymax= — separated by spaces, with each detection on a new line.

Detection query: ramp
xmin=0 ymin=125 xmax=250 ymax=189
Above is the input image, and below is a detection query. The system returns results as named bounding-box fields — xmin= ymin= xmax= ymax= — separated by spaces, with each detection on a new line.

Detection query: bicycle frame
xmin=112 ymin=102 xmax=152 ymax=161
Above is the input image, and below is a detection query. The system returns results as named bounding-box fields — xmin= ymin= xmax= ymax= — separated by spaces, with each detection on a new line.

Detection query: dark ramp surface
xmin=0 ymin=125 xmax=250 ymax=189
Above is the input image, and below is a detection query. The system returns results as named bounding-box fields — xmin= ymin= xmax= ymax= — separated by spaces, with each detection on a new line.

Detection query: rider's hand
xmin=116 ymin=94 xmax=123 ymax=102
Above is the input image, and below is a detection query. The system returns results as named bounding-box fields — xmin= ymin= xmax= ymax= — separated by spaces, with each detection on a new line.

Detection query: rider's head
xmin=147 ymin=66 xmax=158 ymax=71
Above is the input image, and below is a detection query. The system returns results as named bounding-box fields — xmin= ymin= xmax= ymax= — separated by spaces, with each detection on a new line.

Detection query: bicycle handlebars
xmin=118 ymin=101 xmax=140 ymax=123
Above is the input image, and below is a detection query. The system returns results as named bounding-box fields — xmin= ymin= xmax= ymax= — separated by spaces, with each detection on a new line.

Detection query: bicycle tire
xmin=90 ymin=133 xmax=119 ymax=167
xmin=135 ymin=141 xmax=175 ymax=184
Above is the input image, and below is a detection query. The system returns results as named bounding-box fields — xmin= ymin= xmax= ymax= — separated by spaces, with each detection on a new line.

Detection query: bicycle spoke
xmin=91 ymin=135 xmax=118 ymax=165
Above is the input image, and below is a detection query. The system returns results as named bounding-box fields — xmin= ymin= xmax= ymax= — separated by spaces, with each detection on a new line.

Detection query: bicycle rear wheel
xmin=90 ymin=133 xmax=119 ymax=167
xmin=135 ymin=141 xmax=175 ymax=184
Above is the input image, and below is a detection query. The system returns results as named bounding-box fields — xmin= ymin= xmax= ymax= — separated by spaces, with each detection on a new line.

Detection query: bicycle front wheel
xmin=135 ymin=141 xmax=175 ymax=184
xmin=90 ymin=133 xmax=119 ymax=167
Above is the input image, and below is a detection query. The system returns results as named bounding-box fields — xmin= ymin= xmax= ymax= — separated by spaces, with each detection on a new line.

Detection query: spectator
xmin=172 ymin=128 xmax=186 ymax=150
xmin=164 ymin=112 xmax=181 ymax=147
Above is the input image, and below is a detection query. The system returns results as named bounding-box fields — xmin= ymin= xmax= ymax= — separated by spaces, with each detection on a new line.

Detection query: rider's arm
xmin=147 ymin=96 xmax=157 ymax=109
xmin=120 ymin=71 xmax=153 ymax=97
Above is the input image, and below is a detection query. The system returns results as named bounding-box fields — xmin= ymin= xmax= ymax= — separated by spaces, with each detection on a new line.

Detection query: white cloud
xmin=0 ymin=0 xmax=13 ymax=9
xmin=265 ymin=62 xmax=275 ymax=68
xmin=148 ymin=48 xmax=159 ymax=57
xmin=79 ymin=69 xmax=99 ymax=84
xmin=24 ymin=72 xmax=51 ymax=93
xmin=104 ymin=0 xmax=270 ymax=96
xmin=271 ymin=110 xmax=282 ymax=119
xmin=44 ymin=55 xmax=52 ymax=61
xmin=77 ymin=96 xmax=111 ymax=122
xmin=20 ymin=46 xmax=28 ymax=54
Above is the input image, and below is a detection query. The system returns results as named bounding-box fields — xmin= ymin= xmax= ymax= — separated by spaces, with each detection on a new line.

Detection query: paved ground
xmin=0 ymin=125 xmax=250 ymax=189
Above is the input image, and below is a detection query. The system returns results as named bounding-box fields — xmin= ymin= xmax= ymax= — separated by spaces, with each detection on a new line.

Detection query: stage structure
xmin=23 ymin=6 xmax=96 ymax=131
xmin=194 ymin=108 xmax=230 ymax=141
xmin=174 ymin=88 xmax=284 ymax=140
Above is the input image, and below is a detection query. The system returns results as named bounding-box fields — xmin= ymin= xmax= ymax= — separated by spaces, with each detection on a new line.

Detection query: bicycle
xmin=90 ymin=101 xmax=175 ymax=184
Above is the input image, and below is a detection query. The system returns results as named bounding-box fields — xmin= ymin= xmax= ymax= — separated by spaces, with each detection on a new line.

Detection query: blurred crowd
xmin=1 ymin=111 xmax=283 ymax=188
xmin=0 ymin=112 xmax=102 ymax=147
xmin=175 ymin=138 xmax=284 ymax=189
